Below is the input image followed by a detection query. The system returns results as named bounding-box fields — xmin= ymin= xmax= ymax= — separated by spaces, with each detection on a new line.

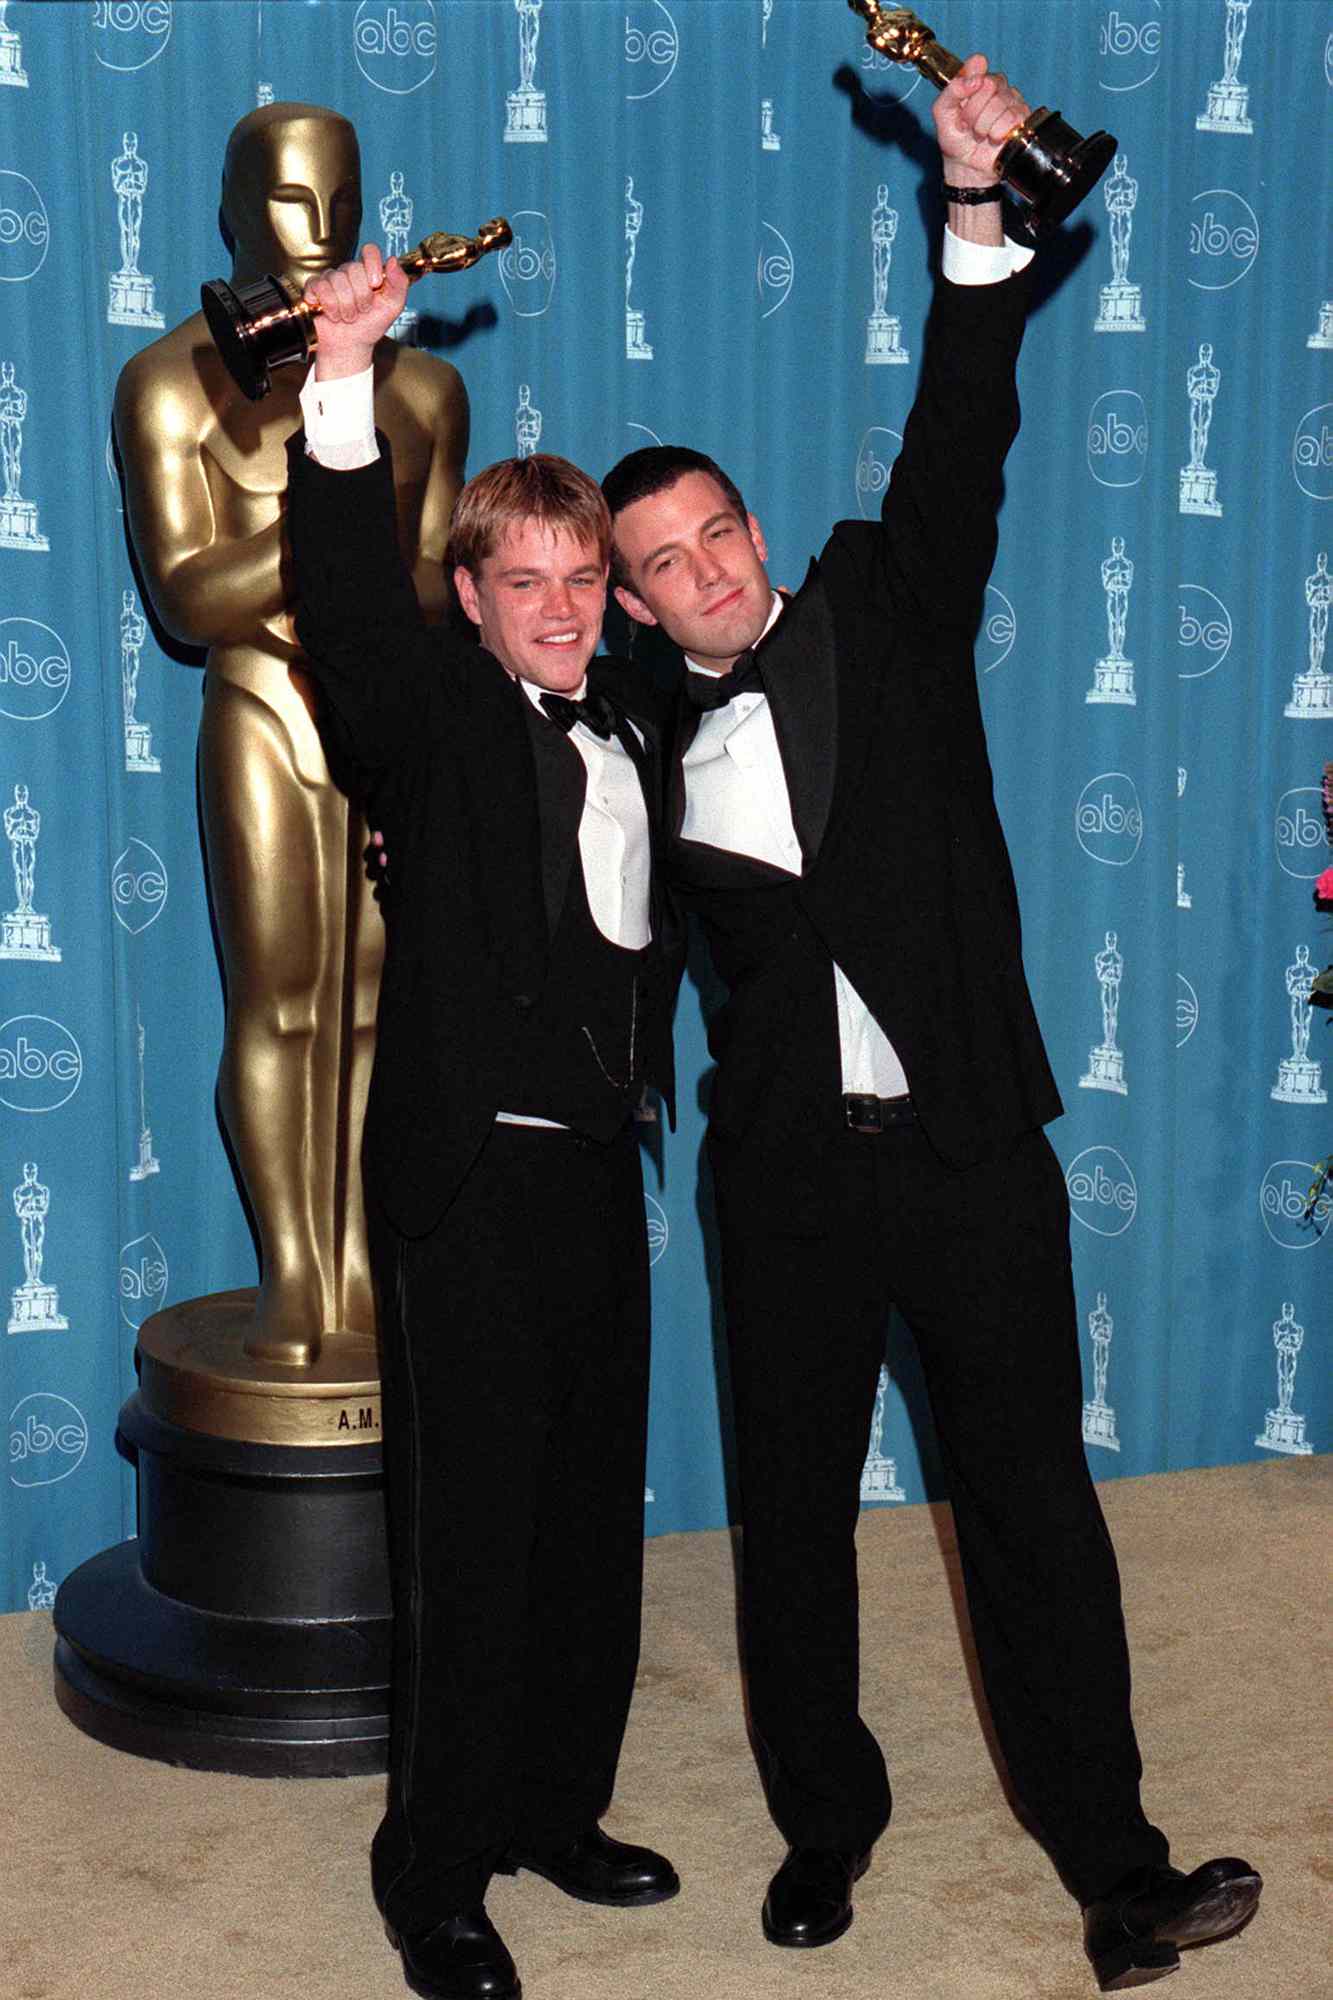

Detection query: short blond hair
xmin=448 ymin=454 xmax=612 ymax=576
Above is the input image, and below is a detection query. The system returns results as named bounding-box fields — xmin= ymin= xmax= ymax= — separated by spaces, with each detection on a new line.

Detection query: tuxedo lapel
xmin=756 ymin=561 xmax=838 ymax=863
xmin=521 ymin=692 xmax=587 ymax=937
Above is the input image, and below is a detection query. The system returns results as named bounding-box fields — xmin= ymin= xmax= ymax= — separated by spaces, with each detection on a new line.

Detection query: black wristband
xmin=942 ymin=182 xmax=1005 ymax=205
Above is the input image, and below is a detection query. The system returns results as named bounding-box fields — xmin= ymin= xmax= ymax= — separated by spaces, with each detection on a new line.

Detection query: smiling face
xmin=611 ymin=470 xmax=771 ymax=672
xmin=454 ymin=519 xmax=608 ymax=692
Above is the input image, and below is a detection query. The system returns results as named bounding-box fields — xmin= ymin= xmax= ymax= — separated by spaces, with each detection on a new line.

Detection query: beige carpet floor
xmin=2 ymin=1457 xmax=1327 ymax=2000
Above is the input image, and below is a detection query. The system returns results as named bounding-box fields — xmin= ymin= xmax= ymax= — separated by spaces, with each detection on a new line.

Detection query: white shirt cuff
xmin=942 ymin=224 xmax=1035 ymax=286
xmin=299 ymin=363 xmax=379 ymax=469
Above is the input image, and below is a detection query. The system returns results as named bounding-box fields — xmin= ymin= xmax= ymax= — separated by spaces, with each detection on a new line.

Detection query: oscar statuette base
xmin=52 ymin=1289 xmax=391 ymax=1777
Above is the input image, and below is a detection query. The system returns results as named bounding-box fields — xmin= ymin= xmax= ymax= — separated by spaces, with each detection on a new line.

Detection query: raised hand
xmin=304 ymin=243 xmax=409 ymax=378
xmin=933 ymin=54 xmax=1030 ymax=189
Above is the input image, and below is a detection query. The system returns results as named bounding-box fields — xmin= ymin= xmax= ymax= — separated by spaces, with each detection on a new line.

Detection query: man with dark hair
xmin=287 ymin=245 xmax=680 ymax=2000
xmin=604 ymin=54 xmax=1259 ymax=1992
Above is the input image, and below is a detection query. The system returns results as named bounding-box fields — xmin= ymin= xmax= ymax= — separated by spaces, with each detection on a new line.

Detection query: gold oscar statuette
xmin=849 ymin=1 xmax=1116 ymax=238
xmin=202 ymin=217 xmax=513 ymax=401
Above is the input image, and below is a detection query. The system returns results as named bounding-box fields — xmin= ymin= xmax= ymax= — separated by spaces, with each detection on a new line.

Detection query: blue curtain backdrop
xmin=1 ymin=0 xmax=1328 ymax=1613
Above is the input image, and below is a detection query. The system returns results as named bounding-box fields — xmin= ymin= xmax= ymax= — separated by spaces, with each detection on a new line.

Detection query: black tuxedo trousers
xmin=710 ymin=1110 xmax=1169 ymax=1905
xmin=368 ymin=1120 xmax=650 ymax=1928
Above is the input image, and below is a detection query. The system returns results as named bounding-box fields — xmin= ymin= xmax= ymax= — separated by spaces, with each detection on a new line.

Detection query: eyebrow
xmin=639 ymin=510 xmax=739 ymax=571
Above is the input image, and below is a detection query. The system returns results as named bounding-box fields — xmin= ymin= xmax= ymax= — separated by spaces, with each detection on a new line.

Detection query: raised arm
xmin=875 ymin=55 xmax=1035 ymax=634
xmin=285 ymin=244 xmax=448 ymax=790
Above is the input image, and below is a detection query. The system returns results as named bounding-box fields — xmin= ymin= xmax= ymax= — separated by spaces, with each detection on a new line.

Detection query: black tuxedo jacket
xmin=286 ymin=435 xmax=677 ymax=1239
xmin=671 ymin=267 xmax=1063 ymax=1174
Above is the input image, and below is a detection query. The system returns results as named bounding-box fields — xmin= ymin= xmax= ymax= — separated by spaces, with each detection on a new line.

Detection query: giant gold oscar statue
xmin=52 ymin=103 xmax=471 ymax=1775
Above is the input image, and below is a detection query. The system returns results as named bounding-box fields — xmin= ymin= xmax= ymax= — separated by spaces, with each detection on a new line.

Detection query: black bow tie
xmin=684 ymin=650 xmax=762 ymax=712
xmin=540 ymin=689 xmax=619 ymax=739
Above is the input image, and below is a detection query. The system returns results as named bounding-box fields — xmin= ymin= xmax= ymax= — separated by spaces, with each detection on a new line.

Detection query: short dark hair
xmin=602 ymin=446 xmax=747 ymax=587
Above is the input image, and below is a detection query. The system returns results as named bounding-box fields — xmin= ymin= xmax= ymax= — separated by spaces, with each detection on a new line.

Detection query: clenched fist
xmin=305 ymin=242 xmax=410 ymax=379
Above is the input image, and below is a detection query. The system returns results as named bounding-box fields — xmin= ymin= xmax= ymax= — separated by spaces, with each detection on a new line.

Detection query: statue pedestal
xmin=53 ymin=1289 xmax=391 ymax=1776
xmin=0 ymin=909 xmax=60 ymax=960
xmin=0 ymin=27 xmax=27 ymax=86
xmin=0 ymin=497 xmax=48 ymax=551
xmin=1255 ymin=1408 xmax=1311 ymax=1456
xmin=1197 ymin=82 xmax=1252 ymax=135
xmin=129 ymin=1128 xmax=160 ymax=1182
xmin=1087 ymin=657 xmax=1135 ymax=706
xmin=1309 ymin=303 xmax=1333 ymax=351
xmin=8 ymin=1281 xmax=68 ymax=1334
xmin=504 ymin=88 xmax=547 ymax=142
xmin=626 ymin=310 xmax=653 ymax=362
xmin=865 ymin=312 xmax=909 ymax=365
xmin=1284 ymin=671 xmax=1333 ymax=721
xmin=1270 ymin=1058 xmax=1326 ymax=1106
xmin=108 ymin=270 xmax=165 ymax=329
xmin=1179 ymin=464 xmax=1221 ymax=517
xmin=1080 ymin=1044 xmax=1127 ymax=1095
xmin=124 ymin=720 xmax=160 ymax=773
xmin=860 ymin=1453 xmax=905 ymax=1503
xmin=1082 ymin=1399 xmax=1120 ymax=1451
xmin=389 ymin=307 xmax=420 ymax=346
xmin=1094 ymin=282 xmax=1146 ymax=333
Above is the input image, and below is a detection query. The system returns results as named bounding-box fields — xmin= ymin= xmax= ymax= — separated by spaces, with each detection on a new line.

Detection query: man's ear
xmin=453 ymin=565 xmax=482 ymax=627
xmin=747 ymin=513 xmax=768 ymax=564
xmin=613 ymin=583 xmax=659 ymax=628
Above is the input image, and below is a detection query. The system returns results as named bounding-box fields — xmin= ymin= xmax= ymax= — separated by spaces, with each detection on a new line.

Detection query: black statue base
xmin=53 ymin=1392 xmax=391 ymax=1777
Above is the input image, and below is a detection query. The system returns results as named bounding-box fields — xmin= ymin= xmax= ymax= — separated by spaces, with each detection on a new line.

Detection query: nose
xmin=693 ymin=544 xmax=725 ymax=589
xmin=543 ymin=577 xmax=575 ymax=620
xmin=310 ymin=195 xmax=335 ymax=248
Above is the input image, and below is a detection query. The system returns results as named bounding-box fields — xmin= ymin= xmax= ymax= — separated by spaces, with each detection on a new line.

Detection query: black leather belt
xmin=842 ymin=1092 xmax=915 ymax=1134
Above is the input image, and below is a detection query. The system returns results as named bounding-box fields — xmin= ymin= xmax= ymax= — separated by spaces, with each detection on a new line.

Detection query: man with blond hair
xmin=286 ymin=244 xmax=679 ymax=2000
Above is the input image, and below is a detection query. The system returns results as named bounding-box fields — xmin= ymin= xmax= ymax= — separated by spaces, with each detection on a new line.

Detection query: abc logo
xmin=1176 ymin=584 xmax=1232 ymax=680
xmin=91 ymin=1 xmax=171 ymax=71
xmin=1098 ymin=4 xmax=1161 ymax=92
xmin=859 ymin=42 xmax=921 ymax=99
xmin=625 ymin=1 xmax=679 ymax=100
xmin=1292 ymin=404 xmax=1333 ymax=501
xmin=757 ymin=222 xmax=794 ymax=319
xmin=0 ymin=618 xmax=71 ymax=721
xmin=1075 ymin=773 xmax=1144 ymax=867
xmin=1274 ymin=789 xmax=1325 ymax=881
xmin=1259 ymin=1161 xmax=1331 ymax=1251
xmin=1188 ymin=189 xmax=1259 ymax=291
xmin=1176 ymin=973 xmax=1199 ymax=1049
xmin=499 ymin=212 xmax=557 ymax=320
xmin=645 ymin=1194 xmax=669 ymax=1268
xmin=981 ymin=584 xmax=1016 ymax=674
xmin=120 ymin=1233 xmax=169 ymax=1330
xmin=854 ymin=426 xmax=902 ymax=520
xmin=353 ymin=0 xmax=437 ymax=94
xmin=0 ymin=169 xmax=50 ymax=284
xmin=1087 ymin=391 xmax=1148 ymax=489
xmin=0 ymin=1015 xmax=83 ymax=1114
xmin=1066 ymin=1147 xmax=1138 ymax=1238
xmin=112 ymin=837 xmax=168 ymax=934
xmin=9 ymin=1393 xmax=89 ymax=1489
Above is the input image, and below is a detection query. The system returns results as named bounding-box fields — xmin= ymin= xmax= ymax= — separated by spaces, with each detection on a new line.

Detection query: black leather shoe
xmin=497 ymin=1824 xmax=680 ymax=1907
xmin=1083 ymin=1857 xmax=1262 ymax=1991
xmin=762 ymin=1846 xmax=872 ymax=1948
xmin=384 ymin=1908 xmax=520 ymax=2000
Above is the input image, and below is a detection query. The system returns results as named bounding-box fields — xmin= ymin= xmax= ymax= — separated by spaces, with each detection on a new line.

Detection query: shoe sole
xmin=503 ymin=1860 xmax=681 ymax=1908
xmin=1160 ymin=1872 xmax=1262 ymax=1949
xmin=1092 ymin=1871 xmax=1263 ymax=1991
xmin=384 ymin=1922 xmax=522 ymax=2000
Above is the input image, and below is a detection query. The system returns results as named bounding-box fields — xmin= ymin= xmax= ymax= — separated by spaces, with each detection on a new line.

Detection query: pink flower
xmin=1316 ymin=865 xmax=1333 ymax=905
